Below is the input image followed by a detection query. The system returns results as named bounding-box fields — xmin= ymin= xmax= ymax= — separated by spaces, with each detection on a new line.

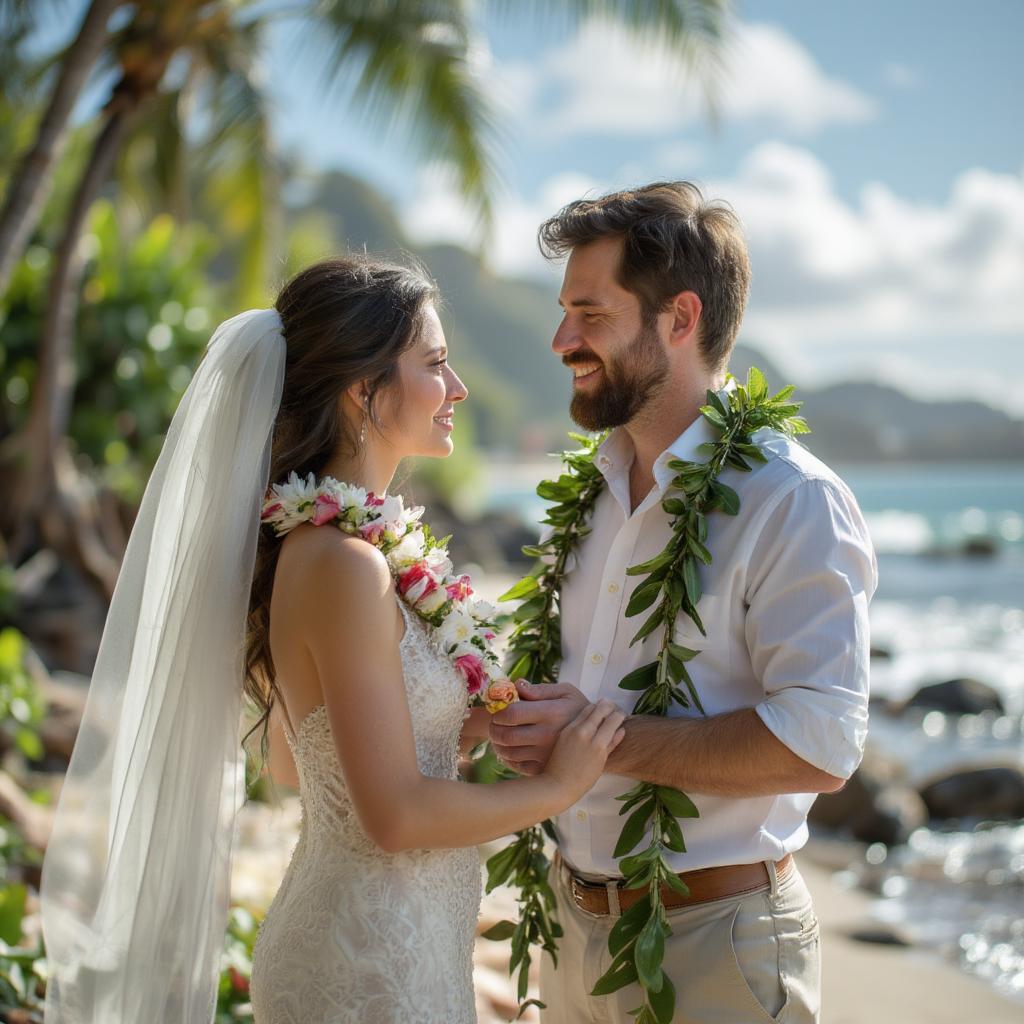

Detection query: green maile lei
xmin=482 ymin=368 xmax=809 ymax=1023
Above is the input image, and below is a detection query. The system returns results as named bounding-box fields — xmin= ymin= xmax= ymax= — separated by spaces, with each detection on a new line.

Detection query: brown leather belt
xmin=556 ymin=850 xmax=794 ymax=916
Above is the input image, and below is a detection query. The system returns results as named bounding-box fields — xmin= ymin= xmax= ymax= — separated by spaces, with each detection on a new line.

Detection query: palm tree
xmin=0 ymin=0 xmax=732 ymax=584
xmin=0 ymin=0 xmax=125 ymax=299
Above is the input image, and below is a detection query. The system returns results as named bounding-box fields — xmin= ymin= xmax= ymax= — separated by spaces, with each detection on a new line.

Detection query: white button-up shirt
xmin=553 ymin=405 xmax=878 ymax=877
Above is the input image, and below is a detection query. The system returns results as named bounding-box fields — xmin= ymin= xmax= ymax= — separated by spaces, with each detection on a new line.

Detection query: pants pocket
xmin=727 ymin=896 xmax=787 ymax=1022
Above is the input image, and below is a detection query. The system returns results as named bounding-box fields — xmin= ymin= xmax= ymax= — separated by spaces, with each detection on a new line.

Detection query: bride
xmin=39 ymin=254 xmax=625 ymax=1023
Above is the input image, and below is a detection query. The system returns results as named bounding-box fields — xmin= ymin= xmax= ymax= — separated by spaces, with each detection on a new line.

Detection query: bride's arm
xmin=292 ymin=528 xmax=620 ymax=853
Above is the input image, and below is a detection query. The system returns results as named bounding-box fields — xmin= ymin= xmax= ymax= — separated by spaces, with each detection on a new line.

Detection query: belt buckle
xmin=569 ymin=874 xmax=584 ymax=907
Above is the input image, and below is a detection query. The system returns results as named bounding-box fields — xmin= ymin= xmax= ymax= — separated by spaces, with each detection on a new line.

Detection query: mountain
xmin=287 ymin=171 xmax=1024 ymax=462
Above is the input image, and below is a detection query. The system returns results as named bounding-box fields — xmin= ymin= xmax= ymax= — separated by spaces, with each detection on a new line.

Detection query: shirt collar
xmin=593 ymin=379 xmax=737 ymax=499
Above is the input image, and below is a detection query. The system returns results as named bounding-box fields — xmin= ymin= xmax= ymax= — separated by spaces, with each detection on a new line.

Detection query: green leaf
xmin=591 ymin=954 xmax=639 ymax=995
xmin=625 ymin=549 xmax=674 ymax=576
xmin=608 ymin=895 xmax=652 ymax=955
xmin=711 ymin=481 xmax=740 ymax=515
xmin=481 ymin=919 xmax=517 ymax=940
xmin=516 ymin=998 xmax=547 ymax=1018
xmin=634 ymin=915 xmax=666 ymax=993
xmin=705 ymin=389 xmax=728 ymax=416
xmin=537 ymin=479 xmax=577 ymax=501
xmin=0 ymin=885 xmax=26 ymax=946
xmin=656 ymin=786 xmax=700 ymax=819
xmin=498 ymin=575 xmax=540 ymax=602
xmin=747 ymin=366 xmax=768 ymax=401
xmin=513 ymin=593 xmax=547 ymax=622
xmin=667 ymin=642 xmax=698 ymax=662
xmin=625 ymin=577 xmax=663 ymax=617
xmin=682 ymin=557 xmax=702 ymax=605
xmin=613 ymin=801 xmax=655 ymax=857
xmin=699 ymin=406 xmax=725 ymax=430
xmin=618 ymin=662 xmax=658 ymax=691
xmin=648 ymin=970 xmax=677 ymax=1024
xmin=630 ymin=606 xmax=664 ymax=646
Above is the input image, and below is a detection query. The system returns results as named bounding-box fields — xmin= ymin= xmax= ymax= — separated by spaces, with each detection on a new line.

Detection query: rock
xmin=962 ymin=535 xmax=999 ymax=558
xmin=904 ymin=678 xmax=1005 ymax=716
xmin=808 ymin=770 xmax=927 ymax=846
xmin=848 ymin=927 xmax=912 ymax=947
xmin=919 ymin=767 xmax=1024 ymax=822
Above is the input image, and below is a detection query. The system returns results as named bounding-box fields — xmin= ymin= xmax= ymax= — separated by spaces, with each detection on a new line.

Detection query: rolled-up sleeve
xmin=745 ymin=476 xmax=878 ymax=779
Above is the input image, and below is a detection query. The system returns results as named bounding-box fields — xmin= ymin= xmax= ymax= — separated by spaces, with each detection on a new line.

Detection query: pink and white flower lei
xmin=261 ymin=472 xmax=504 ymax=703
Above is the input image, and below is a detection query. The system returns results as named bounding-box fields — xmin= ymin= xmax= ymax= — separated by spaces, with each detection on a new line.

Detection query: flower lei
xmin=485 ymin=369 xmax=810 ymax=1023
xmin=260 ymin=473 xmax=515 ymax=710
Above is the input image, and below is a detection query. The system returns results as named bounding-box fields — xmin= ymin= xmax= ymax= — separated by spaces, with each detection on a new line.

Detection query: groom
xmin=489 ymin=182 xmax=877 ymax=1023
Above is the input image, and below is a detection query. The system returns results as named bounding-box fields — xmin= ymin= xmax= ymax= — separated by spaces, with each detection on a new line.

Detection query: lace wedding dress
xmin=249 ymin=599 xmax=482 ymax=1023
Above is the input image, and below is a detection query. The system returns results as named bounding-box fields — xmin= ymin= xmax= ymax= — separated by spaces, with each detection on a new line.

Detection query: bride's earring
xmin=359 ymin=402 xmax=368 ymax=445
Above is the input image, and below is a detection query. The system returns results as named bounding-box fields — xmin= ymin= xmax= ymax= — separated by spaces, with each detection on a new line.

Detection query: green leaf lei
xmin=485 ymin=369 xmax=809 ymax=1022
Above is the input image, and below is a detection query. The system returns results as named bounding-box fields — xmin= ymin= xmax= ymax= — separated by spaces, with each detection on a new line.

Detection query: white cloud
xmin=403 ymin=165 xmax=600 ymax=279
xmin=502 ymin=20 xmax=876 ymax=138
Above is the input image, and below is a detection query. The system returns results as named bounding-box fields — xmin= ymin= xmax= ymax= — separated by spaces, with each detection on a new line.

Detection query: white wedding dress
xmin=249 ymin=599 xmax=482 ymax=1023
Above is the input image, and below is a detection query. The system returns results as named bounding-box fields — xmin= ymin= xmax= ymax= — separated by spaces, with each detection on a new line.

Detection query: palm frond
xmin=312 ymin=0 xmax=496 ymax=233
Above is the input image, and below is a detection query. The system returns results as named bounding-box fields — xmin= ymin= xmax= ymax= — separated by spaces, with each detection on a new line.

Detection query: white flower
xmin=438 ymin=609 xmax=478 ymax=650
xmin=424 ymin=547 xmax=453 ymax=579
xmin=402 ymin=504 xmax=426 ymax=527
xmin=378 ymin=494 xmax=406 ymax=524
xmin=470 ymin=599 xmax=498 ymax=623
xmin=387 ymin=529 xmax=426 ymax=568
xmin=271 ymin=470 xmax=320 ymax=505
xmin=262 ymin=471 xmax=322 ymax=533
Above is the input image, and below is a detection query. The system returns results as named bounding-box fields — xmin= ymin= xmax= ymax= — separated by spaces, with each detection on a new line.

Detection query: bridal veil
xmin=39 ymin=308 xmax=286 ymax=1022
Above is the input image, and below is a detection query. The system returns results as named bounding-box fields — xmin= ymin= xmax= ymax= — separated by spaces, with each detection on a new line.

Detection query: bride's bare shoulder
xmin=275 ymin=524 xmax=393 ymax=612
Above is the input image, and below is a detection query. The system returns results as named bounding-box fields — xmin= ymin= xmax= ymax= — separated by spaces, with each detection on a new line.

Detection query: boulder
xmin=919 ymin=767 xmax=1024 ymax=822
xmin=808 ymin=770 xmax=927 ymax=846
xmin=904 ymin=678 xmax=1005 ymax=716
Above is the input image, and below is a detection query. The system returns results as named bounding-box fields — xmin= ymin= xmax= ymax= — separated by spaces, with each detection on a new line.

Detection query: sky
xmin=264 ymin=0 xmax=1024 ymax=415
xmin=32 ymin=1 xmax=1023 ymax=414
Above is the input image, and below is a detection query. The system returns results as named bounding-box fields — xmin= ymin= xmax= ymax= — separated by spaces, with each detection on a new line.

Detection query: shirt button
xmin=590 ymin=652 xmax=604 ymax=665
xmin=576 ymin=809 xmax=587 ymax=822
xmin=607 ymin=581 xmax=620 ymax=594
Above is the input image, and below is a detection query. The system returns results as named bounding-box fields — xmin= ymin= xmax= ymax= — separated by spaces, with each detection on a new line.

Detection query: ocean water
xmin=482 ymin=458 xmax=1024 ymax=1001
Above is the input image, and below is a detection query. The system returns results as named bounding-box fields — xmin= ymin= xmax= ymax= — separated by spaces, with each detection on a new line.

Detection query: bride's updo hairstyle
xmin=243 ymin=254 xmax=438 ymax=755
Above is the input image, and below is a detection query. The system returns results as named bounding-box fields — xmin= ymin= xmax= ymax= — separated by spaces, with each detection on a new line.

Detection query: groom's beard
xmin=567 ymin=322 xmax=668 ymax=431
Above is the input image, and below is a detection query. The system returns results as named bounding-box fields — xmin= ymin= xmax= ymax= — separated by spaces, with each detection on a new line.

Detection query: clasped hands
xmin=489 ymin=679 xmax=605 ymax=775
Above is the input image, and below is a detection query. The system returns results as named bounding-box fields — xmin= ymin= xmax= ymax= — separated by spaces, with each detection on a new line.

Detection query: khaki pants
xmin=539 ymin=856 xmax=820 ymax=1024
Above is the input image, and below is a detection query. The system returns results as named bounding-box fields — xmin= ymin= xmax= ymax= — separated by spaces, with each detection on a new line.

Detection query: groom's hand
xmin=488 ymin=680 xmax=589 ymax=775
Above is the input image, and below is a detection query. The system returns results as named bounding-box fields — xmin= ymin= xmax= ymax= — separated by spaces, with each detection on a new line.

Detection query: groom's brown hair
xmin=538 ymin=181 xmax=751 ymax=372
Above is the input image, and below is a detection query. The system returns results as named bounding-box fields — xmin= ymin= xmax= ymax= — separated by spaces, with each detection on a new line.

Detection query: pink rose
xmin=365 ymin=492 xmax=386 ymax=507
xmin=311 ymin=493 xmax=341 ymax=525
xmin=445 ymin=574 xmax=474 ymax=602
xmin=359 ymin=520 xmax=386 ymax=544
xmin=455 ymin=653 xmax=487 ymax=696
xmin=397 ymin=562 xmax=439 ymax=604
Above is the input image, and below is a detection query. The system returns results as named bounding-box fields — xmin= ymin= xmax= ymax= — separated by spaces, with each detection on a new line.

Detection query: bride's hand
xmin=542 ymin=699 xmax=626 ymax=804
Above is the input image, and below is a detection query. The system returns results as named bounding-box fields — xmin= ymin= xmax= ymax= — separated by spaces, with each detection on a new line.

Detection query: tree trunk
xmin=0 ymin=0 xmax=123 ymax=299
xmin=3 ymin=102 xmax=134 ymax=560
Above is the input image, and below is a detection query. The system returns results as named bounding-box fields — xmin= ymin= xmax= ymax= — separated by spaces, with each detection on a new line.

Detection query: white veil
xmin=39 ymin=308 xmax=287 ymax=1022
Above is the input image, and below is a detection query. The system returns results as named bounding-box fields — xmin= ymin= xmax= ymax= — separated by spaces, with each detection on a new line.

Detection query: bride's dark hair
xmin=243 ymin=254 xmax=438 ymax=760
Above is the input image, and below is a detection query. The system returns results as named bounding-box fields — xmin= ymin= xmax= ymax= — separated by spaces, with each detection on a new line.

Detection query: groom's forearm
xmin=603 ymin=708 xmax=845 ymax=796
